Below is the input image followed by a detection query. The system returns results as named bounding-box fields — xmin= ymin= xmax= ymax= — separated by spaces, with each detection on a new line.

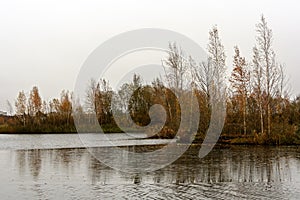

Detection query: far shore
xmin=1 ymin=131 xmax=300 ymax=146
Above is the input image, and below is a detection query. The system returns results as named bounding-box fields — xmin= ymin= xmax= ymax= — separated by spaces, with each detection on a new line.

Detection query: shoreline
xmin=0 ymin=132 xmax=299 ymax=146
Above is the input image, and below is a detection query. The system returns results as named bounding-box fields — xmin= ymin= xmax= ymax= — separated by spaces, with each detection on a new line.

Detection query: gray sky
xmin=0 ymin=0 xmax=300 ymax=112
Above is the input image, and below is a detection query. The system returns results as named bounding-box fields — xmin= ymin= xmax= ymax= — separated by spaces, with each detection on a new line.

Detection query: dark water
xmin=0 ymin=134 xmax=299 ymax=199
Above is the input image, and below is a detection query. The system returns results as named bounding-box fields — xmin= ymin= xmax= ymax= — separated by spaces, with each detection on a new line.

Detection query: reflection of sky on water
xmin=0 ymin=144 xmax=299 ymax=199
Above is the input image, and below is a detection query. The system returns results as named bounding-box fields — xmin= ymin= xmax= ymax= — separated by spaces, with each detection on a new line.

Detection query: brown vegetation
xmin=1 ymin=16 xmax=300 ymax=145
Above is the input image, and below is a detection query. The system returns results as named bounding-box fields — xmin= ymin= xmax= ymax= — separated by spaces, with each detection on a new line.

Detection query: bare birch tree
xmin=6 ymin=100 xmax=13 ymax=116
xmin=207 ymin=26 xmax=226 ymax=91
xmin=15 ymin=91 xmax=27 ymax=126
xmin=255 ymin=15 xmax=281 ymax=137
xmin=163 ymin=42 xmax=188 ymax=91
xmin=252 ymin=46 xmax=264 ymax=134
xmin=191 ymin=26 xmax=226 ymax=99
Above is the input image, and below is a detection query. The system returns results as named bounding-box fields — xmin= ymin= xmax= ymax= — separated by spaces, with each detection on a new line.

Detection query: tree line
xmin=2 ymin=87 xmax=75 ymax=133
xmin=2 ymin=16 xmax=300 ymax=144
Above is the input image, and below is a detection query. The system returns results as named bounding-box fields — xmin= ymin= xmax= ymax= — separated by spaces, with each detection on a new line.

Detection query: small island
xmin=1 ymin=16 xmax=300 ymax=146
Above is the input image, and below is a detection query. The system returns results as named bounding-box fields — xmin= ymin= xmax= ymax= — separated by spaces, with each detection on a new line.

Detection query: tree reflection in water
xmin=14 ymin=145 xmax=298 ymax=185
xmin=9 ymin=145 xmax=300 ymax=199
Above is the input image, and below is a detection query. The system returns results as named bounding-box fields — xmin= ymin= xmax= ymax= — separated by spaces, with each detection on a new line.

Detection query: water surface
xmin=0 ymin=134 xmax=299 ymax=199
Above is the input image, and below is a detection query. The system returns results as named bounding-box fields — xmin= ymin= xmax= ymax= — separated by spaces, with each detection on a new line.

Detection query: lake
xmin=0 ymin=134 xmax=299 ymax=199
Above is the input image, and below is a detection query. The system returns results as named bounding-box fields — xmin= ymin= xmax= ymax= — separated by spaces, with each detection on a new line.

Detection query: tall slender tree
xmin=163 ymin=42 xmax=188 ymax=91
xmin=230 ymin=46 xmax=250 ymax=135
xmin=60 ymin=90 xmax=72 ymax=125
xmin=252 ymin=46 xmax=264 ymax=134
xmin=255 ymin=15 xmax=281 ymax=137
xmin=15 ymin=91 xmax=27 ymax=126
xmin=28 ymin=86 xmax=42 ymax=116
xmin=6 ymin=100 xmax=13 ymax=116
xmin=207 ymin=26 xmax=226 ymax=90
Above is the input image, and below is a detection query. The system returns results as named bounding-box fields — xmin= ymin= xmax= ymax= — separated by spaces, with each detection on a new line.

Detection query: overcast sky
xmin=0 ymin=0 xmax=299 ymax=112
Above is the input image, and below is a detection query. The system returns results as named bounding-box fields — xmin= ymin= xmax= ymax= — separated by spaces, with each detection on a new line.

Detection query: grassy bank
xmin=1 ymin=115 xmax=300 ymax=145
